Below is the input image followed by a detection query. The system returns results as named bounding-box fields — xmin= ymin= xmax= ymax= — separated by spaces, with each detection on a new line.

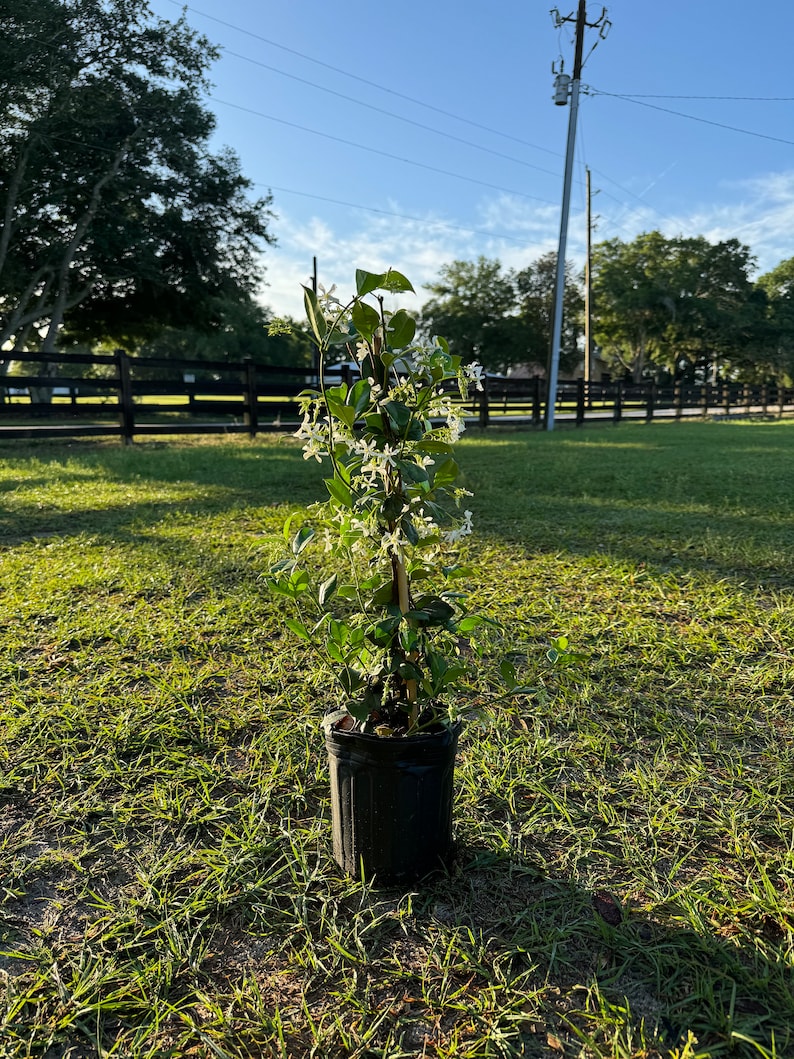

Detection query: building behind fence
xmin=2 ymin=349 xmax=793 ymax=442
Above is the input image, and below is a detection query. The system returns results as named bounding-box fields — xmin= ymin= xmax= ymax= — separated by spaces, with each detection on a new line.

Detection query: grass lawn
xmin=1 ymin=420 xmax=792 ymax=1058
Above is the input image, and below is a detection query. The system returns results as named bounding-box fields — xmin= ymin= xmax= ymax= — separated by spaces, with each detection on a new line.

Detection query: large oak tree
xmin=592 ymin=232 xmax=762 ymax=382
xmin=0 ymin=0 xmax=274 ymax=365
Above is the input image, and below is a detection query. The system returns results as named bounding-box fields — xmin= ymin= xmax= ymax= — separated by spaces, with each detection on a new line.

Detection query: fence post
xmin=722 ymin=382 xmax=731 ymax=417
xmin=761 ymin=383 xmax=769 ymax=416
xmin=674 ymin=381 xmax=684 ymax=420
xmin=243 ymin=357 xmax=259 ymax=438
xmin=700 ymin=384 xmax=709 ymax=419
xmin=532 ymin=377 xmax=541 ymax=426
xmin=575 ymin=378 xmax=585 ymax=426
xmin=743 ymin=383 xmax=752 ymax=413
xmin=613 ymin=381 xmax=623 ymax=424
xmin=645 ymin=382 xmax=656 ymax=422
xmin=115 ymin=349 xmax=135 ymax=445
xmin=478 ymin=375 xmax=489 ymax=429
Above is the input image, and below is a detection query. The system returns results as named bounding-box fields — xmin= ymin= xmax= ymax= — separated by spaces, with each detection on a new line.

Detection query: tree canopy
xmin=0 ymin=0 xmax=274 ymax=360
xmin=420 ymin=255 xmax=583 ymax=375
xmin=591 ymin=232 xmax=769 ymax=382
xmin=756 ymin=256 xmax=794 ymax=382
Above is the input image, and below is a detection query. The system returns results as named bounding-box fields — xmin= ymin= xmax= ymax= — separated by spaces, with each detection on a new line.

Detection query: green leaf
xmin=384 ymin=400 xmax=412 ymax=432
xmin=364 ymin=413 xmax=385 ymax=436
xmin=289 ymin=570 xmax=310 ymax=593
xmin=381 ymin=269 xmax=415 ymax=293
xmin=500 ymin=658 xmax=518 ymax=687
xmin=403 ymin=519 xmax=419 ymax=546
xmin=367 ymin=617 xmax=401 ymax=647
xmin=380 ymin=494 xmax=405 ymax=523
xmin=348 ymin=379 xmax=372 ymax=417
xmin=355 ymin=269 xmax=387 ymax=296
xmin=285 ymin=618 xmax=310 ymax=641
xmin=387 ymin=308 xmax=416 ymax=348
xmin=408 ymin=595 xmax=456 ymax=626
xmin=302 ymin=286 xmax=327 ymax=343
xmin=326 ymin=328 xmax=353 ymax=346
xmin=291 ymin=526 xmax=315 ymax=555
xmin=327 ymin=643 xmax=346 ymax=665
xmin=396 ymin=460 xmax=428 ymax=484
xmin=269 ymin=557 xmax=295 ymax=575
xmin=338 ymin=666 xmax=368 ymax=695
xmin=282 ymin=511 xmax=297 ymax=543
xmin=325 ymin=477 xmax=353 ymax=508
xmin=351 ymin=299 xmax=381 ymax=342
xmin=429 ymin=652 xmax=448 ymax=685
xmin=318 ymin=574 xmax=338 ymax=606
xmin=432 ymin=458 xmax=459 ymax=489
xmin=325 ymin=394 xmax=355 ymax=429
xmin=372 ymin=582 xmax=395 ymax=605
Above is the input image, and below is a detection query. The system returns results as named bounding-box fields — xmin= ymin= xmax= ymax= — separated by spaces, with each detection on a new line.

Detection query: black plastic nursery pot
xmin=325 ymin=720 xmax=461 ymax=885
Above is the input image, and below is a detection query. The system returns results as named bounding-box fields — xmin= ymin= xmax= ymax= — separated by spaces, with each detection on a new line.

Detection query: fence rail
xmin=2 ymin=350 xmax=793 ymax=442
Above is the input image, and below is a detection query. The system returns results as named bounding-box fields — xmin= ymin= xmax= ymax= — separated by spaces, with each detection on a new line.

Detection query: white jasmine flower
xmin=464 ymin=362 xmax=485 ymax=391
xmin=445 ymin=509 xmax=474 ymax=543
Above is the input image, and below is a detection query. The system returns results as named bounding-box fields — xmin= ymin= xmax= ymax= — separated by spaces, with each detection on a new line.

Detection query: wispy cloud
xmin=260 ymin=170 xmax=794 ymax=317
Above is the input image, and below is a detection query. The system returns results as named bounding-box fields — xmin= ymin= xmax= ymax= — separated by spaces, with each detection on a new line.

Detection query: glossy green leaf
xmin=285 ymin=618 xmax=310 ymax=641
xmin=381 ymin=269 xmax=415 ymax=293
xmin=348 ymin=378 xmax=372 ymax=417
xmin=324 ymin=477 xmax=353 ymax=508
xmin=351 ymin=299 xmax=381 ymax=342
xmin=302 ymin=286 xmax=327 ymax=343
xmin=355 ymin=269 xmax=387 ymax=296
xmin=387 ymin=308 xmax=416 ymax=348
xmin=318 ymin=574 xmax=338 ymax=606
xmin=291 ymin=526 xmax=314 ymax=555
xmin=407 ymin=595 xmax=456 ymax=626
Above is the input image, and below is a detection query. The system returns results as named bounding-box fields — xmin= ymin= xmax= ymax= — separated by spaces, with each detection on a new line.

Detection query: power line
xmin=588 ymin=87 xmax=794 ymax=147
xmin=221 ymin=46 xmax=563 ymax=180
xmin=600 ymin=92 xmax=794 ymax=101
xmin=211 ymin=95 xmax=560 ymax=205
xmin=160 ymin=0 xmax=562 ymax=159
xmin=263 ymin=184 xmax=537 ymax=244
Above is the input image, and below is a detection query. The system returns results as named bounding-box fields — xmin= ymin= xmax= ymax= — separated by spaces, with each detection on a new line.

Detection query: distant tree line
xmin=417 ymin=235 xmax=794 ymax=386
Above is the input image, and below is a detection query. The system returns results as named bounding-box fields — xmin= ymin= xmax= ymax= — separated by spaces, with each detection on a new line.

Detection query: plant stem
xmin=393 ymin=548 xmax=418 ymax=725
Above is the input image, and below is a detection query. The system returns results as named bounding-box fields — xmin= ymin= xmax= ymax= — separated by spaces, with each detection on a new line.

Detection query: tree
xmin=591 ymin=232 xmax=678 ymax=382
xmin=514 ymin=252 xmax=583 ymax=374
xmin=420 ymin=257 xmax=525 ymax=374
xmin=0 ymin=0 xmax=274 ymax=365
xmin=756 ymin=257 xmax=794 ymax=384
xmin=591 ymin=232 xmax=763 ymax=382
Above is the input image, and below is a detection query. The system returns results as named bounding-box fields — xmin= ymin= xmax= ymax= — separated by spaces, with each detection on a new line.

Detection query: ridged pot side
xmin=325 ymin=721 xmax=461 ymax=885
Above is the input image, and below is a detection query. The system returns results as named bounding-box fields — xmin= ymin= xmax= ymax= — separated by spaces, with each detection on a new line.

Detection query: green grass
xmin=1 ymin=421 xmax=792 ymax=1058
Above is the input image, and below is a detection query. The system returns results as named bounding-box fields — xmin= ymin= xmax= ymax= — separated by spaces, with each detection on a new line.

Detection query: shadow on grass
xmin=403 ymin=841 xmax=791 ymax=1058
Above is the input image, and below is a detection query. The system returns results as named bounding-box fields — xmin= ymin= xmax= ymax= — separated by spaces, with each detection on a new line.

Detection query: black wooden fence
xmin=2 ymin=349 xmax=793 ymax=443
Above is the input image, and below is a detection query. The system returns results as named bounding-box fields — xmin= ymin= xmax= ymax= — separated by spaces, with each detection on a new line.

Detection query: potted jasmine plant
xmin=268 ymin=268 xmax=516 ymax=884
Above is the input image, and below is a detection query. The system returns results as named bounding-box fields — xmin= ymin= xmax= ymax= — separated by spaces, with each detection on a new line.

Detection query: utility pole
xmin=584 ymin=166 xmax=592 ymax=393
xmin=545 ymin=3 xmax=610 ymax=430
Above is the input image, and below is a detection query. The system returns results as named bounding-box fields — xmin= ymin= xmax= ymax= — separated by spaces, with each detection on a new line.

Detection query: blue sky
xmin=148 ymin=0 xmax=794 ymax=319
